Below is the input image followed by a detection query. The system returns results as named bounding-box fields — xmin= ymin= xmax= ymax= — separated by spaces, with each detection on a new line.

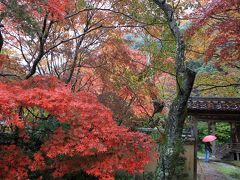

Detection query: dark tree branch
xmin=0 ymin=73 xmax=22 ymax=79
xmin=65 ymin=10 xmax=94 ymax=84
xmin=197 ymin=83 xmax=240 ymax=91
xmin=25 ymin=15 xmax=54 ymax=79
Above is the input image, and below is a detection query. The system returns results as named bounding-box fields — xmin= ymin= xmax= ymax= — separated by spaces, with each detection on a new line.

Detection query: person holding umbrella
xmin=204 ymin=142 xmax=212 ymax=162
xmin=202 ymin=135 xmax=217 ymax=162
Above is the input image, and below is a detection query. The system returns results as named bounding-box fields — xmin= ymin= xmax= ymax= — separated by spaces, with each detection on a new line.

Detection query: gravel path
xmin=197 ymin=160 xmax=236 ymax=180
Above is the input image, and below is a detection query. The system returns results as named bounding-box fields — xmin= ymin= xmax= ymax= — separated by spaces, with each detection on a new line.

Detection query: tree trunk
xmin=155 ymin=69 xmax=195 ymax=179
xmin=153 ymin=0 xmax=196 ymax=179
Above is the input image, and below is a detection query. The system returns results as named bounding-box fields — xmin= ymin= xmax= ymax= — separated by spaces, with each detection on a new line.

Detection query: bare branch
xmin=197 ymin=83 xmax=240 ymax=91
xmin=0 ymin=73 xmax=22 ymax=79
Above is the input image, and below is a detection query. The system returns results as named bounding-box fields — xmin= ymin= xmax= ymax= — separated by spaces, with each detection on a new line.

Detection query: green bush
xmin=197 ymin=122 xmax=231 ymax=152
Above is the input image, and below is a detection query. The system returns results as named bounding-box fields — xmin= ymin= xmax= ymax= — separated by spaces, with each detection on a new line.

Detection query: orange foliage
xmin=74 ymin=38 xmax=156 ymax=118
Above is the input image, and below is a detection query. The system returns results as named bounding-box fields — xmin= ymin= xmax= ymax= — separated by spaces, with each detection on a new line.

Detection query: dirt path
xmin=197 ymin=160 xmax=234 ymax=180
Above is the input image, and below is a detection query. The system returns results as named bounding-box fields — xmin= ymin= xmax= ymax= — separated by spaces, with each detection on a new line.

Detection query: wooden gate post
xmin=211 ymin=122 xmax=216 ymax=158
xmin=192 ymin=116 xmax=198 ymax=180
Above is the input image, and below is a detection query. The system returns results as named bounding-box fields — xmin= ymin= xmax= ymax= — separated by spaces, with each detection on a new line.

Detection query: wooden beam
xmin=192 ymin=116 xmax=198 ymax=180
xmin=211 ymin=122 xmax=216 ymax=158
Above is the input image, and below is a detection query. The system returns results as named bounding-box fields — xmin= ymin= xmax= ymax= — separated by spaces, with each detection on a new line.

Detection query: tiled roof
xmin=187 ymin=97 xmax=240 ymax=121
xmin=188 ymin=97 xmax=240 ymax=113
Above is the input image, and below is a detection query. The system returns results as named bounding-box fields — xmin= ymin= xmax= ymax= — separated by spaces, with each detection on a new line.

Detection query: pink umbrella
xmin=202 ymin=135 xmax=217 ymax=142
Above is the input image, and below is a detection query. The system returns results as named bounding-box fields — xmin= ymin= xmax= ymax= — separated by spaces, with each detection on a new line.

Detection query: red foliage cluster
xmin=0 ymin=76 xmax=156 ymax=179
xmin=0 ymin=54 xmax=9 ymax=68
xmin=0 ymin=145 xmax=32 ymax=179
xmin=186 ymin=0 xmax=240 ymax=62
xmin=0 ymin=0 xmax=72 ymax=20
xmin=21 ymin=0 xmax=73 ymax=20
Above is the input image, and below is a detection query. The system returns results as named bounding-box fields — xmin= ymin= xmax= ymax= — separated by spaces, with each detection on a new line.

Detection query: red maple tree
xmin=186 ymin=0 xmax=240 ymax=63
xmin=0 ymin=76 xmax=156 ymax=179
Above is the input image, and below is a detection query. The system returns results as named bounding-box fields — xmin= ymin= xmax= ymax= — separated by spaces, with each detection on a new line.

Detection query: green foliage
xmin=197 ymin=122 xmax=231 ymax=151
xmin=124 ymin=0 xmax=163 ymax=25
xmin=187 ymin=60 xmax=217 ymax=73
xmin=30 ymin=169 xmax=98 ymax=180
xmin=77 ymin=0 xmax=87 ymax=9
xmin=122 ymin=68 xmax=148 ymax=91
xmin=156 ymin=137 xmax=186 ymax=178
xmin=197 ymin=122 xmax=208 ymax=149
xmin=175 ymin=156 xmax=187 ymax=178
xmin=22 ymin=116 xmax=60 ymax=155
xmin=115 ymin=171 xmax=134 ymax=180
xmin=215 ymin=123 xmax=231 ymax=143
xmin=115 ymin=171 xmax=155 ymax=180
xmin=0 ymin=129 xmax=14 ymax=144
xmin=193 ymin=66 xmax=240 ymax=97
xmin=173 ymin=142 xmax=186 ymax=178
xmin=61 ymin=170 xmax=98 ymax=180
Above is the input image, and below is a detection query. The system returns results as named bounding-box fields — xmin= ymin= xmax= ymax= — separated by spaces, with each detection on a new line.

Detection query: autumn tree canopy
xmin=0 ymin=1 xmax=159 ymax=179
xmin=0 ymin=0 xmax=239 ymax=179
xmin=0 ymin=0 xmax=170 ymax=122
xmin=185 ymin=0 xmax=240 ymax=97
